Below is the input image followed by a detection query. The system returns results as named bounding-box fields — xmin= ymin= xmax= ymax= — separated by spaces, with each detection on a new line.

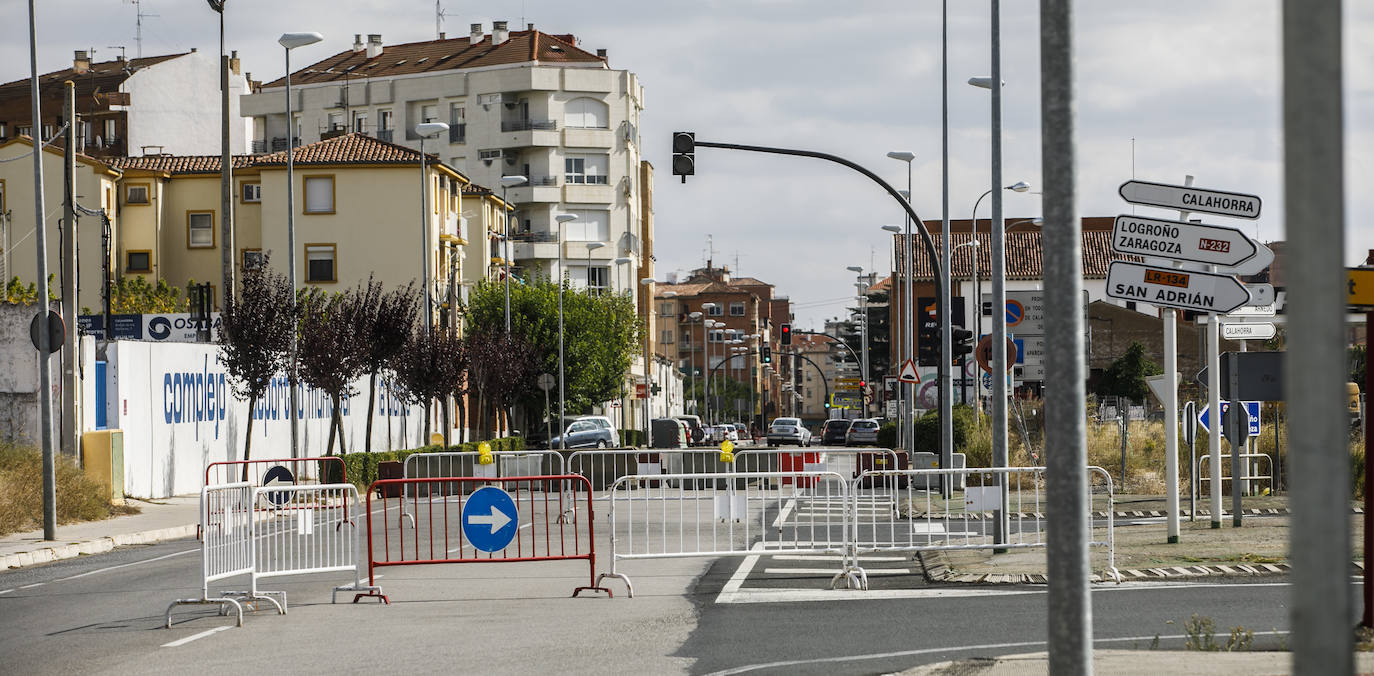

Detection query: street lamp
xmin=955 ymin=239 xmax=982 ymax=418
xmin=688 ymin=310 xmax=704 ymax=419
xmin=498 ymin=175 xmax=528 ymax=334
xmin=846 ymin=266 xmax=870 ymax=417
xmin=639 ymin=277 xmax=657 ymax=443
xmin=886 ymin=151 xmax=917 ymax=453
xmin=700 ymin=303 xmax=719 ymax=422
xmin=554 ymin=213 xmax=578 ymax=451
xmin=585 ymin=242 xmax=606 ymax=292
xmin=278 ymin=30 xmax=323 ymax=459
xmin=415 ymin=121 xmax=449 ymax=337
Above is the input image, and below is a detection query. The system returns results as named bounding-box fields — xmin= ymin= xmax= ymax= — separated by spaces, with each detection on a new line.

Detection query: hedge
xmin=619 ymin=429 xmax=645 ymax=448
xmin=329 ymin=436 xmax=525 ymax=489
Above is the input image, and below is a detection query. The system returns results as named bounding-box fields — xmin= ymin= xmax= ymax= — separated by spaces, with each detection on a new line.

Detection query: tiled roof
xmin=262 ymin=30 xmax=604 ymax=89
xmin=897 ymin=231 xmax=1137 ymax=281
xmin=462 ymin=184 xmax=494 ymax=196
xmin=0 ymin=53 xmax=186 ymax=99
xmin=254 ymin=133 xmax=434 ymax=166
xmin=1 ymin=135 xmax=119 ymax=172
xmin=108 ymin=154 xmax=255 ymax=174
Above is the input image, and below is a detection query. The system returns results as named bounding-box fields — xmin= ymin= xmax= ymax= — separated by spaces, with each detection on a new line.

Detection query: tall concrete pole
xmin=1283 ymin=1 xmax=1351 ymax=673
xmin=28 ymin=0 xmax=57 ymax=540
xmin=988 ymin=0 xmax=1010 ymax=548
xmin=62 ymin=82 xmax=78 ymax=458
xmin=284 ymin=47 xmax=300 ymax=459
xmin=220 ymin=12 xmax=235 ymax=311
xmin=938 ymin=0 xmax=953 ymax=495
xmin=1040 ymin=1 xmax=1093 ymax=671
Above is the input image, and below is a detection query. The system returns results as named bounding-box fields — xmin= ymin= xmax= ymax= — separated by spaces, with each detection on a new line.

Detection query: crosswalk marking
xmin=762 ymin=568 xmax=912 ymax=576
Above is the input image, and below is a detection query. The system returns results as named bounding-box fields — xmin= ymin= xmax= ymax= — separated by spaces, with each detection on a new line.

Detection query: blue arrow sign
xmin=462 ymin=486 xmax=519 ymax=552
xmin=262 ymin=465 xmax=295 ymax=507
xmin=1197 ymin=401 xmax=1260 ymax=437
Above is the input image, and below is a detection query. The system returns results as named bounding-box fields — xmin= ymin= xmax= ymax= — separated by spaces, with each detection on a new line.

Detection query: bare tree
xmin=466 ymin=328 xmax=538 ymax=440
xmin=393 ymin=326 xmax=466 ymax=445
xmin=297 ymin=286 xmax=370 ymax=455
xmin=362 ymin=281 xmax=418 ymax=450
xmin=218 ymin=257 xmax=294 ymax=477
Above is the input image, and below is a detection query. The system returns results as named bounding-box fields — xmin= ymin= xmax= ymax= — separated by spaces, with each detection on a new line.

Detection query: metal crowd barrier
xmin=1197 ymin=453 xmax=1275 ymax=495
xmin=568 ymin=449 xmax=732 ymax=496
xmin=363 ymin=474 xmax=611 ymax=600
xmin=597 ymin=470 xmax=855 ymax=597
xmin=847 ymin=466 xmax=1118 ymax=589
xmin=241 ymin=484 xmax=381 ymax=605
xmin=205 ymin=456 xmax=345 ymax=487
xmin=166 ymin=482 xmax=283 ymax=627
xmin=399 ymin=451 xmax=567 ymax=526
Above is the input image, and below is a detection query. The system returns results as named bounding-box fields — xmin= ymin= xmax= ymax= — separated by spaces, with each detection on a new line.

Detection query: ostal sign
xmin=1105 ymin=261 xmax=1251 ymax=314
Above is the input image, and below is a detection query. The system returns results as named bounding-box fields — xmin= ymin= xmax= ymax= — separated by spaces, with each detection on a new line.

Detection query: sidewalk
xmin=900 ymin=649 xmax=1374 ymax=675
xmin=0 ymin=495 xmax=200 ymax=570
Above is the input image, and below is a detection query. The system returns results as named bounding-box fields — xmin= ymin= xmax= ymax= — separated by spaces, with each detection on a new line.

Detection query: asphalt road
xmin=0 ymin=528 xmax=1320 ymax=676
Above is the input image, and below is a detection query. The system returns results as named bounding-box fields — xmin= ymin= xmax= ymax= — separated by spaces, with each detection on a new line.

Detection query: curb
xmin=916 ymin=551 xmax=1308 ymax=585
xmin=905 ymin=507 xmax=1290 ymax=521
xmin=1 ymin=524 xmax=198 ymax=571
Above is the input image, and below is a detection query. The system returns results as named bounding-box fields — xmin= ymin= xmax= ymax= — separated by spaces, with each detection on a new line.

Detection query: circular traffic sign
xmin=462 ymin=486 xmax=519 ymax=552
xmin=1005 ymin=300 xmax=1024 ymax=327
xmin=262 ymin=465 xmax=295 ymax=507
xmin=975 ymin=336 xmax=1019 ymax=374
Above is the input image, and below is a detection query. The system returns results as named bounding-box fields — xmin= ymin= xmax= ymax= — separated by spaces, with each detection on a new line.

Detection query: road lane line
xmin=763 ymin=568 xmax=911 ymax=576
xmin=17 ymin=583 xmax=44 ymax=589
xmin=52 ymin=548 xmax=197 ymax=583
xmin=161 ymin=626 xmax=231 ymax=648
xmin=0 ymin=588 xmax=14 ymax=595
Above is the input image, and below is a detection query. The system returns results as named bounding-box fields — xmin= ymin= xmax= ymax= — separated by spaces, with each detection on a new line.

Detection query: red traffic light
xmin=780 ymin=323 xmax=792 ymax=345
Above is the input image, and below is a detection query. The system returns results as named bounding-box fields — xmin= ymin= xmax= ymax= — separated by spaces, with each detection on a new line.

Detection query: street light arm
xmin=790 ymin=329 xmax=860 ymax=368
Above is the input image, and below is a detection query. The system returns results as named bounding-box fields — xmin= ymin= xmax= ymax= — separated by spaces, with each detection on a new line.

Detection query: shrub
xmin=336 ymin=437 xmax=526 ymax=489
xmin=0 ymin=443 xmax=139 ymax=535
xmin=877 ymin=421 xmax=897 ymax=449
xmin=619 ymin=429 xmax=645 ymax=448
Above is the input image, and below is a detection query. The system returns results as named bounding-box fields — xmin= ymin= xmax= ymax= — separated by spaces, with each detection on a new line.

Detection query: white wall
xmin=106 ymin=340 xmax=423 ymax=498
xmin=124 ymin=51 xmax=251 ymax=155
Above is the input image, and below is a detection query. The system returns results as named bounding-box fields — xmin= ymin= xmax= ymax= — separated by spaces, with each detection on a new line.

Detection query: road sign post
xmin=1105 ymin=261 xmax=1252 ymax=314
xmin=1111 ymin=215 xmax=1259 ymax=267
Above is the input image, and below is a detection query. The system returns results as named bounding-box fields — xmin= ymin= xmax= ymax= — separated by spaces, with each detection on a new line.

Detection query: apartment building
xmin=238 ymin=23 xmax=647 ymax=305
xmin=0 ymin=50 xmax=251 ymax=157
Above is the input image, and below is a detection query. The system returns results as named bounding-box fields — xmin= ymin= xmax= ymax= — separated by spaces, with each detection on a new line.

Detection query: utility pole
xmin=61 ymin=82 xmax=78 ymax=458
xmin=28 ymin=0 xmax=58 ymax=541
xmin=219 ymin=3 xmax=236 ymax=313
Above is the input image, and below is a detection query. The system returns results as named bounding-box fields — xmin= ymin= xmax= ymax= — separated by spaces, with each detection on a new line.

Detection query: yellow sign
xmin=477 ymin=441 xmax=494 ymax=465
xmin=719 ymin=439 xmax=734 ymax=463
xmin=1350 ymin=268 xmax=1374 ymax=307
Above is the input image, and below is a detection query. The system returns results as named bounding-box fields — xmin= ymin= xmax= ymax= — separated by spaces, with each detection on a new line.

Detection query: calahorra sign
xmin=1105 ymin=261 xmax=1252 ymax=314
xmin=1111 ymin=215 xmax=1258 ymax=267
xmin=1119 ymin=180 xmax=1262 ymax=220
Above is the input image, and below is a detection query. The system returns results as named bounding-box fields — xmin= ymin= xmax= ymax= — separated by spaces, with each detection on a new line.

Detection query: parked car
xmin=767 ymin=417 xmax=812 ymax=447
xmin=845 ymin=418 xmax=881 ymax=447
xmin=821 ymin=418 xmax=852 ymax=445
xmin=575 ymin=415 xmax=620 ymax=446
xmin=707 ymin=424 xmax=738 ymax=443
xmin=544 ymin=418 xmax=617 ymax=449
xmin=675 ymin=415 xmax=707 ymax=446
xmin=651 ymin=418 xmax=689 ymax=449
xmin=732 ymin=422 xmax=749 ymax=442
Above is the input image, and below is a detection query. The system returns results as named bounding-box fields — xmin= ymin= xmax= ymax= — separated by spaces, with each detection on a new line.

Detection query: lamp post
xmin=613 ymin=256 xmax=633 ymax=434
xmin=498 ymin=175 xmax=527 ymax=334
xmin=846 ymin=266 xmax=869 ymax=418
xmin=881 ymin=222 xmax=907 ymax=446
xmin=209 ymin=0 xmax=233 ymax=311
xmin=554 ymin=213 xmax=578 ymax=451
xmin=886 ymin=151 xmax=917 ymax=454
xmin=700 ymin=303 xmax=718 ymax=422
xmin=415 ymin=122 xmax=449 ymax=338
xmin=955 ymin=239 xmax=981 ymax=417
xmin=688 ymin=310 xmax=703 ymax=419
xmin=585 ymin=242 xmax=605 ymax=292
xmin=640 ymin=278 xmax=657 ymax=445
xmin=278 ymin=31 xmax=323 ymax=458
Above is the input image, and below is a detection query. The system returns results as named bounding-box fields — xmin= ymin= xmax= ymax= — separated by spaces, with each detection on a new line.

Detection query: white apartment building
xmin=238 ymin=22 xmax=647 ymax=300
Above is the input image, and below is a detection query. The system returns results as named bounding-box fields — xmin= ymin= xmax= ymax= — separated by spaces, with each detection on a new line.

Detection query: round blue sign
xmin=462 ymin=486 xmax=519 ymax=553
xmin=262 ymin=465 xmax=295 ymax=506
xmin=1006 ymin=300 xmax=1024 ymax=326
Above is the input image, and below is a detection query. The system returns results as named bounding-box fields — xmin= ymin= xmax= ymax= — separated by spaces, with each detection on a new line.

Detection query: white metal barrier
xmin=165 ymin=482 xmax=282 ymax=627
xmin=1197 ymin=453 xmax=1275 ymax=495
xmin=400 ymin=450 xmax=568 ymax=527
xmin=848 ymin=466 xmax=1118 ymax=589
xmin=568 ymin=449 xmax=731 ymax=497
xmin=242 ymin=484 xmax=381 ymax=605
xmin=597 ymin=470 xmax=856 ymax=597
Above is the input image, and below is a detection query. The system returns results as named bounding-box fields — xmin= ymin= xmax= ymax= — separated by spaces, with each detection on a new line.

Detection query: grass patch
xmin=0 ymin=442 xmax=139 ymax=536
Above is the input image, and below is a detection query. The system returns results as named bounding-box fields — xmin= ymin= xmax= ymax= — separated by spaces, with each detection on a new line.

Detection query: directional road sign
xmin=462 ymin=486 xmax=519 ymax=552
xmin=1227 ymin=303 xmax=1276 ymax=318
xmin=1118 ymin=179 xmax=1262 ymax=220
xmin=1198 ymin=401 xmax=1260 ymax=437
xmin=1349 ymin=268 xmax=1374 ymax=307
xmin=262 ymin=466 xmax=295 ymax=507
xmin=1222 ymin=322 xmax=1277 ymax=341
xmin=1243 ymin=284 xmax=1275 ymax=306
xmin=1105 ymin=261 xmax=1251 ymax=314
xmin=1111 ymin=215 xmax=1258 ymax=267
xmin=1214 ymin=240 xmax=1274 ymax=276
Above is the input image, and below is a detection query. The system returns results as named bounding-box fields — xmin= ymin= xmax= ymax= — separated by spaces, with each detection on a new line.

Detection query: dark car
xmin=546 ymin=418 xmax=617 ymax=449
xmin=675 ymin=415 xmax=707 ymax=446
xmin=821 ymin=418 xmax=851 ymax=445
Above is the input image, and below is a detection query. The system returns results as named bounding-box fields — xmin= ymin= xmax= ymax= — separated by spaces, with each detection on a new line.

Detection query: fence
xmin=848 ymin=466 xmax=1118 ymax=589
xmin=206 ymin=457 xmax=346 ymax=487
xmin=398 ymin=451 xmax=567 ymax=526
xmin=165 ymin=482 xmax=283 ymax=627
xmin=363 ymin=475 xmax=611 ymax=600
xmin=242 ymin=484 xmax=380 ymax=605
xmin=597 ymin=470 xmax=855 ymax=597
xmin=1197 ymin=453 xmax=1275 ymax=495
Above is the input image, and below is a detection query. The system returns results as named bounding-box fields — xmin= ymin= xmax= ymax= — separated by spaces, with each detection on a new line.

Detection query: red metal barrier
xmin=357 ymin=474 xmax=611 ymax=603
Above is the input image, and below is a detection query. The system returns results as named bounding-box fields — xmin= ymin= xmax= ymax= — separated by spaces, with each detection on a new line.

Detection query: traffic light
xmin=780 ymin=323 xmax=792 ymax=345
xmin=672 ymin=131 xmax=695 ymax=181
xmin=952 ymin=328 xmax=974 ymax=358
xmin=761 ymin=346 xmax=772 ymax=363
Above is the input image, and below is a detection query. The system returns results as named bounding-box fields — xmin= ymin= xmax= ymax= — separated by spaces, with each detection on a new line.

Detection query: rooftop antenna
xmin=435 ymin=1 xmax=448 ymax=40
xmin=123 ymin=0 xmax=158 ymax=59
xmin=107 ymin=45 xmax=128 ymax=63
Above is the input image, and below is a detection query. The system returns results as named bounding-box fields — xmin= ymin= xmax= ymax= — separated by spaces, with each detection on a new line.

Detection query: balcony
xmin=376 ymin=129 xmax=394 ymax=143
xmin=494 ymin=120 xmax=559 ymax=150
xmin=448 ymin=124 xmax=466 ymax=144
xmin=270 ymin=137 xmax=302 ymax=152
xmin=500 ymin=119 xmax=557 ymax=132
xmin=509 ymin=231 xmax=558 ymax=243
xmin=251 ymin=139 xmax=267 ymax=154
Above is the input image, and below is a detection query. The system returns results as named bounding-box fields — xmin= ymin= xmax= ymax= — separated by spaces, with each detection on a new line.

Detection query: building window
xmin=564 ymin=154 xmax=608 ymax=185
xmin=187 ymin=211 xmax=215 ymax=248
xmin=587 ymin=266 xmax=609 ymax=293
xmin=43 ymin=123 xmax=55 ymax=140
xmin=352 ymin=111 xmax=368 ymax=133
xmin=303 ymin=176 xmax=335 ymax=214
xmin=327 ymin=112 xmax=344 ymax=132
xmin=240 ymin=182 xmax=261 ymax=203
xmin=242 ymin=249 xmax=264 ymax=271
xmin=707 ymin=304 xmax=724 ymax=317
xmin=306 ymin=244 xmax=336 ymax=282
xmin=563 ymin=210 xmax=609 ymax=242
xmin=0 ymin=122 xmax=8 ymax=139
xmin=422 ymin=104 xmax=438 ymax=123
xmin=102 ymin=119 xmax=115 ymax=142
xmin=659 ymin=301 xmax=675 ymax=315
xmin=563 ymin=97 xmax=608 ymax=129
xmin=661 ymin=330 xmax=673 ymax=345
xmin=125 ymin=250 xmax=151 ymax=273
xmin=730 ymin=302 xmax=746 ymax=316
xmin=126 ymin=183 xmax=150 ymax=205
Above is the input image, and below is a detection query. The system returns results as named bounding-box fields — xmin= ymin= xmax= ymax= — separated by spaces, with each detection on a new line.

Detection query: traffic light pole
xmin=711 ymin=350 xmax=829 ymax=420
xmin=683 ymin=139 xmax=947 ymax=469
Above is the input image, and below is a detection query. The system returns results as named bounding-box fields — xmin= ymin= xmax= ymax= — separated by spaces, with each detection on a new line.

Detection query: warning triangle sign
xmin=897 ymin=359 xmax=921 ymax=384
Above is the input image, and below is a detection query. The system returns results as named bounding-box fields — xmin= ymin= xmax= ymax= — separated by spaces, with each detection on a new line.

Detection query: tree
xmin=297 ymin=286 xmax=370 ymax=455
xmin=361 ymin=281 xmax=419 ymax=450
xmin=466 ymin=328 xmax=537 ymax=440
xmin=110 ymin=276 xmax=188 ymax=313
xmin=464 ymin=276 xmax=639 ymax=422
xmin=392 ymin=326 xmax=465 ymax=443
xmin=218 ymin=259 xmax=294 ymax=476
xmin=1095 ymin=341 xmax=1162 ymax=402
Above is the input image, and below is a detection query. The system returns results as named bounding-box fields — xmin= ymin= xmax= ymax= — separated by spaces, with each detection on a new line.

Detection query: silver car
xmin=845 ymin=419 xmax=880 ymax=446
xmin=766 ymin=417 xmax=812 ymax=447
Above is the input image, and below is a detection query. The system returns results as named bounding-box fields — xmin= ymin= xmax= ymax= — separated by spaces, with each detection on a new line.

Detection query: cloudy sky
xmin=3 ymin=1 xmax=1370 ymax=330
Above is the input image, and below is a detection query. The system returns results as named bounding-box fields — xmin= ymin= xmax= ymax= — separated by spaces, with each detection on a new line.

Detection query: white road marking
xmin=772 ymin=555 xmax=907 ymax=562
xmin=17 ymin=583 xmax=44 ymax=590
xmin=52 ymin=548 xmax=197 ymax=583
xmin=770 ymin=499 xmax=796 ymax=529
xmin=703 ymin=631 xmax=1290 ymax=675
xmin=0 ymin=588 xmax=12 ymax=595
xmin=763 ymin=568 xmax=911 ymax=576
xmin=161 ymin=626 xmax=231 ymax=648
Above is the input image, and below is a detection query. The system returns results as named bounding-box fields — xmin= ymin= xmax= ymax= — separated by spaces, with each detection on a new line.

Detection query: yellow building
xmin=0 ymin=136 xmax=121 ymax=311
